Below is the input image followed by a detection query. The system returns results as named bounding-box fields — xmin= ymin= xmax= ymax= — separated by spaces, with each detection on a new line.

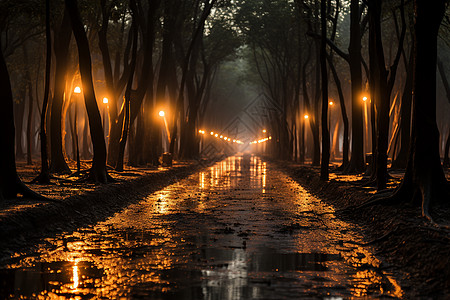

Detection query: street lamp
xmin=102 ymin=97 xmax=109 ymax=141
xmin=363 ymin=96 xmax=369 ymax=156
xmin=262 ymin=129 xmax=267 ymax=133
xmin=73 ymin=86 xmax=81 ymax=172
xmin=158 ymin=110 xmax=171 ymax=152
xmin=328 ymin=101 xmax=335 ymax=161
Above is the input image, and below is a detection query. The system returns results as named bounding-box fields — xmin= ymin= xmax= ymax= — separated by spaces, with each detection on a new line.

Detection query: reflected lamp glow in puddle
xmin=72 ymin=262 xmax=79 ymax=290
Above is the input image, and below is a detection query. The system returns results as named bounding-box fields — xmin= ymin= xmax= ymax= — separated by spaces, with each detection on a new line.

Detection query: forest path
xmin=0 ymin=155 xmax=403 ymax=299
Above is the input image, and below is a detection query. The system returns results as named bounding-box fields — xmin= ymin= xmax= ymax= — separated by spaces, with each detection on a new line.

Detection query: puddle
xmin=0 ymin=155 xmax=403 ymax=299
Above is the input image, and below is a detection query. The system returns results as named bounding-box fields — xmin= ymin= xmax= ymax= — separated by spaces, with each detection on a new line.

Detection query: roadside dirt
xmin=277 ymin=161 xmax=450 ymax=298
xmin=0 ymin=159 xmax=217 ymax=261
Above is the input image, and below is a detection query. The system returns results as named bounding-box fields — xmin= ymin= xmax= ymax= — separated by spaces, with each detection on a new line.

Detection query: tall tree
xmin=347 ymin=0 xmax=365 ymax=172
xmin=115 ymin=0 xmax=139 ymax=172
xmin=32 ymin=0 xmax=52 ymax=184
xmin=369 ymin=0 xmax=449 ymax=222
xmin=49 ymin=8 xmax=72 ymax=173
xmin=0 ymin=34 xmax=45 ymax=200
xmin=367 ymin=0 xmax=405 ymax=190
xmin=65 ymin=0 xmax=110 ymax=183
xmin=320 ymin=0 xmax=329 ymax=180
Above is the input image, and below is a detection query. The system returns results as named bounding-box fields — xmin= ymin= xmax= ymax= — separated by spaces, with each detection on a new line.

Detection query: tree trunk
xmin=33 ymin=0 xmax=52 ymax=184
xmin=25 ymin=53 xmax=34 ymax=165
xmin=384 ymin=0 xmax=448 ymax=221
xmin=443 ymin=130 xmax=450 ymax=168
xmin=50 ymin=8 xmax=72 ymax=174
xmin=368 ymin=0 xmax=405 ymax=190
xmin=347 ymin=0 xmax=364 ymax=173
xmin=65 ymin=0 xmax=109 ymax=183
xmin=81 ymin=116 xmax=90 ymax=159
xmin=14 ymin=89 xmax=26 ymax=160
xmin=437 ymin=57 xmax=450 ymax=168
xmin=368 ymin=0 xmax=390 ymax=190
xmin=116 ymin=0 xmax=138 ymax=172
xmin=0 ymin=39 xmax=45 ymax=200
xmin=392 ymin=45 xmax=413 ymax=169
xmin=326 ymin=54 xmax=349 ymax=168
xmin=320 ymin=0 xmax=329 ymax=181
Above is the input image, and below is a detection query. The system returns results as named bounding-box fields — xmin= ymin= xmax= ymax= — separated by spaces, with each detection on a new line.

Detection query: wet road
xmin=0 ymin=155 xmax=403 ymax=299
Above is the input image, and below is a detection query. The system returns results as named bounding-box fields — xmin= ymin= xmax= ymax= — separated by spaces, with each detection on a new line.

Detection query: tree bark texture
xmin=387 ymin=0 xmax=448 ymax=220
xmin=116 ymin=1 xmax=138 ymax=172
xmin=50 ymin=8 xmax=72 ymax=173
xmin=392 ymin=45 xmax=413 ymax=169
xmin=65 ymin=0 xmax=109 ymax=182
xmin=347 ymin=0 xmax=364 ymax=172
xmin=326 ymin=53 xmax=349 ymax=168
xmin=0 ymin=40 xmax=44 ymax=200
xmin=320 ymin=0 xmax=329 ymax=181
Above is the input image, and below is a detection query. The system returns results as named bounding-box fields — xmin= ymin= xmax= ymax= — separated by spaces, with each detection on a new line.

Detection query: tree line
xmin=238 ymin=0 xmax=449 ymax=221
xmin=0 ymin=0 xmax=449 ymax=220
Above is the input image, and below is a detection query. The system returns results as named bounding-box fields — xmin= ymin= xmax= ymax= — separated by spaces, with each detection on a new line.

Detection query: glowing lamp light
xmin=210 ymin=131 xmax=214 ymax=135
xmin=362 ymin=96 xmax=368 ymax=102
xmin=220 ymin=135 xmax=223 ymax=139
xmin=74 ymin=86 xmax=81 ymax=94
xmin=262 ymin=129 xmax=267 ymax=133
xmin=159 ymin=110 xmax=165 ymax=117
xmin=304 ymin=114 xmax=309 ymax=119
xmin=329 ymin=101 xmax=334 ymax=106
xmin=103 ymin=97 xmax=109 ymax=104
xmin=215 ymin=133 xmax=218 ymax=137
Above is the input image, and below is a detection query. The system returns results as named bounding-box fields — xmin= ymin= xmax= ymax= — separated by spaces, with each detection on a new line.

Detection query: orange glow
xmin=103 ymin=97 xmax=109 ymax=104
xmin=304 ymin=114 xmax=309 ymax=119
xmin=210 ymin=131 xmax=214 ymax=135
xmin=74 ymin=86 xmax=81 ymax=94
xmin=329 ymin=101 xmax=334 ymax=106
xmin=72 ymin=262 xmax=79 ymax=289
xmin=362 ymin=96 xmax=368 ymax=102
xmin=159 ymin=110 xmax=165 ymax=117
xmin=262 ymin=129 xmax=267 ymax=133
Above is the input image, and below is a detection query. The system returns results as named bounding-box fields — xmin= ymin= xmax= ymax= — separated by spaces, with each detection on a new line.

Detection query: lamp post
xmin=102 ymin=97 xmax=109 ymax=142
xmin=73 ymin=86 xmax=81 ymax=172
xmin=303 ymin=114 xmax=309 ymax=163
xmin=262 ymin=129 xmax=267 ymax=154
xmin=362 ymin=96 xmax=369 ymax=156
xmin=158 ymin=110 xmax=171 ymax=151
xmin=328 ymin=101 xmax=334 ymax=161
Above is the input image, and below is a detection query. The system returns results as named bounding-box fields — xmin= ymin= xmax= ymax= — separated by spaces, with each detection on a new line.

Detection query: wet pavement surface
xmin=0 ymin=155 xmax=403 ymax=299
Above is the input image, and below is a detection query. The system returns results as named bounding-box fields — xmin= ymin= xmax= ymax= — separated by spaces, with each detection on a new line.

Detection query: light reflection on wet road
xmin=0 ymin=155 xmax=403 ymax=299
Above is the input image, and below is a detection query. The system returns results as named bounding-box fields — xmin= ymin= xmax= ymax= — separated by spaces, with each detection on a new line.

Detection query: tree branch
xmin=307 ymin=31 xmax=350 ymax=62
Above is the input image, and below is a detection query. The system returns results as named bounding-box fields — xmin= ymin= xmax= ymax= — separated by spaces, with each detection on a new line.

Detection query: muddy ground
xmin=0 ymin=157 xmax=449 ymax=298
xmin=277 ymin=161 xmax=450 ymax=298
